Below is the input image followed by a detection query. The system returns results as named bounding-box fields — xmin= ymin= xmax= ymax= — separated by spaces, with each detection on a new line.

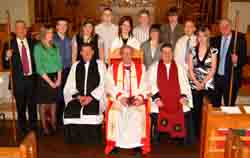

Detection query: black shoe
xmin=109 ymin=147 xmax=119 ymax=156
xmin=135 ymin=151 xmax=142 ymax=158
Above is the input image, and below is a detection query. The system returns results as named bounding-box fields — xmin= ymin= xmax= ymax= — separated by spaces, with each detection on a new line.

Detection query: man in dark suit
xmin=160 ymin=7 xmax=184 ymax=49
xmin=2 ymin=20 xmax=37 ymax=134
xmin=212 ymin=18 xmax=246 ymax=107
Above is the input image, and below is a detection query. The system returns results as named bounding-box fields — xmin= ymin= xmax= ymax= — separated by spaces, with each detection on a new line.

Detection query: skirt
xmin=36 ymin=72 xmax=59 ymax=104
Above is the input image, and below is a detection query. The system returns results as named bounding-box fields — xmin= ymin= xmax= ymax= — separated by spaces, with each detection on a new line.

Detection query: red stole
xmin=157 ymin=60 xmax=186 ymax=138
xmin=112 ymin=62 xmax=142 ymax=89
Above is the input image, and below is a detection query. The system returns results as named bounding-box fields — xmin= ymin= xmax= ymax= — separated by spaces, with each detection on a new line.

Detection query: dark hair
xmin=160 ymin=43 xmax=173 ymax=51
xmin=167 ymin=7 xmax=178 ymax=16
xmin=80 ymin=43 xmax=94 ymax=51
xmin=56 ymin=17 xmax=68 ymax=24
xmin=148 ymin=24 xmax=161 ymax=40
xmin=118 ymin=16 xmax=133 ymax=38
xmin=196 ymin=25 xmax=210 ymax=37
xmin=80 ymin=18 xmax=95 ymax=37
xmin=138 ymin=9 xmax=150 ymax=16
xmin=103 ymin=7 xmax=112 ymax=13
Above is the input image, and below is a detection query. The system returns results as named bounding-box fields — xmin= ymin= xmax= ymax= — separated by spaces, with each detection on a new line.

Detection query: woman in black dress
xmin=72 ymin=18 xmax=104 ymax=63
xmin=188 ymin=26 xmax=218 ymax=137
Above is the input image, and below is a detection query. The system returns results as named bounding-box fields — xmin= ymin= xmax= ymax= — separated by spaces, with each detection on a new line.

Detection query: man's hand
xmin=6 ymin=49 xmax=13 ymax=59
xmin=119 ymin=97 xmax=128 ymax=107
xmin=179 ymin=97 xmax=188 ymax=106
xmin=133 ymin=98 xmax=144 ymax=106
xmin=79 ymin=96 xmax=93 ymax=106
xmin=231 ymin=53 xmax=238 ymax=65
xmin=155 ymin=98 xmax=164 ymax=107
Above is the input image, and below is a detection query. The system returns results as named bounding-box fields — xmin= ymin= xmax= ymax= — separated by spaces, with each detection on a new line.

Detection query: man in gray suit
xmin=141 ymin=24 xmax=162 ymax=70
xmin=160 ymin=7 xmax=184 ymax=49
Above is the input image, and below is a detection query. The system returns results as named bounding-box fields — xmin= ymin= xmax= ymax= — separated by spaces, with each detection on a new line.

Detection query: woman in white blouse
xmin=110 ymin=16 xmax=140 ymax=53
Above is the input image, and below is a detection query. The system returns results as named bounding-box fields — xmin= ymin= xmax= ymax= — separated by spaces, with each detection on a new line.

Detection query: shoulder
xmin=141 ymin=40 xmax=149 ymax=48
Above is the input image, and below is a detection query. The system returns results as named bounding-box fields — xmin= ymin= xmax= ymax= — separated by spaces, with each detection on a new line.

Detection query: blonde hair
xmin=40 ymin=25 xmax=55 ymax=48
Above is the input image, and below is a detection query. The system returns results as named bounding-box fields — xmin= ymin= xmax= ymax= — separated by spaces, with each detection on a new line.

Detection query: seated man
xmin=105 ymin=45 xmax=150 ymax=157
xmin=148 ymin=43 xmax=195 ymax=145
xmin=63 ymin=43 xmax=105 ymax=144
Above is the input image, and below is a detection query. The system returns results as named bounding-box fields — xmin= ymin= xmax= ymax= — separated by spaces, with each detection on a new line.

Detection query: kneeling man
xmin=105 ymin=45 xmax=150 ymax=157
xmin=63 ymin=43 xmax=105 ymax=144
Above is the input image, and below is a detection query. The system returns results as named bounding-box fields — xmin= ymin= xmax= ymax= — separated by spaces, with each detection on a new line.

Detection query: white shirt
xmin=84 ymin=62 xmax=90 ymax=95
xmin=150 ymin=46 xmax=156 ymax=59
xmin=165 ymin=63 xmax=171 ymax=80
xmin=133 ymin=26 xmax=150 ymax=45
xmin=147 ymin=62 xmax=193 ymax=113
xmin=110 ymin=36 xmax=140 ymax=52
xmin=16 ymin=38 xmax=33 ymax=75
xmin=95 ymin=23 xmax=118 ymax=62
xmin=174 ymin=34 xmax=197 ymax=70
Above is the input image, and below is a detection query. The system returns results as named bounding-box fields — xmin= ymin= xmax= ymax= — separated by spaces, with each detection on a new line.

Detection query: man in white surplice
xmin=105 ymin=45 xmax=150 ymax=157
xmin=148 ymin=43 xmax=195 ymax=145
xmin=63 ymin=43 xmax=106 ymax=144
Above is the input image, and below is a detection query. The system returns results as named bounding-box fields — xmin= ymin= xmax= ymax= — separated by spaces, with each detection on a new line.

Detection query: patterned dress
xmin=189 ymin=46 xmax=218 ymax=90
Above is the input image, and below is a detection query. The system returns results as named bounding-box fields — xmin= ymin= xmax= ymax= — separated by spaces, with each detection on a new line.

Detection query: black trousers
xmin=150 ymin=111 xmax=196 ymax=144
xmin=192 ymin=89 xmax=215 ymax=137
xmin=214 ymin=75 xmax=239 ymax=107
xmin=56 ymin=68 xmax=70 ymax=125
xmin=14 ymin=76 xmax=37 ymax=131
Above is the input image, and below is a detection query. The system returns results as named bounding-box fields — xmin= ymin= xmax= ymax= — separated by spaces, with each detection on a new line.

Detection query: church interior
xmin=0 ymin=0 xmax=250 ymax=158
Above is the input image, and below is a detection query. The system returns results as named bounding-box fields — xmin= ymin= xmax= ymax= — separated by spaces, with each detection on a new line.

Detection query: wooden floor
xmin=0 ymin=122 xmax=199 ymax=158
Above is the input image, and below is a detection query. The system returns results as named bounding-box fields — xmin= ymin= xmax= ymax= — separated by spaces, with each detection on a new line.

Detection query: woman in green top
xmin=34 ymin=25 xmax=62 ymax=135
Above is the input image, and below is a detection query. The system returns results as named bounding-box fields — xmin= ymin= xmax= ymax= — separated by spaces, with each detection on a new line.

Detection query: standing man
xmin=133 ymin=9 xmax=151 ymax=45
xmin=212 ymin=18 xmax=246 ymax=106
xmin=53 ymin=17 xmax=72 ymax=126
xmin=2 ymin=20 xmax=37 ymax=135
xmin=95 ymin=7 xmax=118 ymax=63
xmin=160 ymin=7 xmax=184 ymax=49
xmin=174 ymin=20 xmax=196 ymax=70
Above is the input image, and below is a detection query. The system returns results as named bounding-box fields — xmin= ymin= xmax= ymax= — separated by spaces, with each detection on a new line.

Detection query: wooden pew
xmin=0 ymin=131 xmax=37 ymax=158
xmin=200 ymin=104 xmax=250 ymax=158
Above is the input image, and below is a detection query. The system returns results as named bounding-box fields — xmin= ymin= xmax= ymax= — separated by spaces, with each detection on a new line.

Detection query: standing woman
xmin=110 ymin=16 xmax=140 ymax=52
xmin=188 ymin=26 xmax=217 ymax=137
xmin=72 ymin=19 xmax=104 ymax=63
xmin=141 ymin=24 xmax=162 ymax=70
xmin=34 ymin=25 xmax=63 ymax=135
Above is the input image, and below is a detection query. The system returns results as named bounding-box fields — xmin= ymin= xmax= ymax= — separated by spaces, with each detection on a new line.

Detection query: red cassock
xmin=157 ymin=60 xmax=186 ymax=138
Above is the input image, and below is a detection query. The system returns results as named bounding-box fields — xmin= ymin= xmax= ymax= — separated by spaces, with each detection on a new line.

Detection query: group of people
xmin=2 ymin=6 xmax=247 ymax=158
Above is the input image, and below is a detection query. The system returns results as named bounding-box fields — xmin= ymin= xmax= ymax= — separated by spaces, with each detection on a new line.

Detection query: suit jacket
xmin=160 ymin=23 xmax=184 ymax=48
xmin=2 ymin=36 xmax=36 ymax=95
xmin=141 ymin=40 xmax=162 ymax=70
xmin=211 ymin=32 xmax=246 ymax=87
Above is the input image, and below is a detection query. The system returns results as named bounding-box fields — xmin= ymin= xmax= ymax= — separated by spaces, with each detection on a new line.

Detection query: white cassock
xmin=174 ymin=34 xmax=197 ymax=71
xmin=110 ymin=36 xmax=140 ymax=53
xmin=147 ymin=62 xmax=193 ymax=113
xmin=63 ymin=60 xmax=106 ymax=125
xmin=105 ymin=61 xmax=150 ymax=154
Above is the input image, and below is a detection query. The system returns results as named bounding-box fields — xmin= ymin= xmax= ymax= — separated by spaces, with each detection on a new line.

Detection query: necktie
xmin=21 ymin=41 xmax=30 ymax=75
xmin=185 ymin=38 xmax=191 ymax=64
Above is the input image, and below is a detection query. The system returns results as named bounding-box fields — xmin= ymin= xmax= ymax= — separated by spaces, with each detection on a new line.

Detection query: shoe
xmin=108 ymin=147 xmax=119 ymax=156
xmin=135 ymin=151 xmax=142 ymax=158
